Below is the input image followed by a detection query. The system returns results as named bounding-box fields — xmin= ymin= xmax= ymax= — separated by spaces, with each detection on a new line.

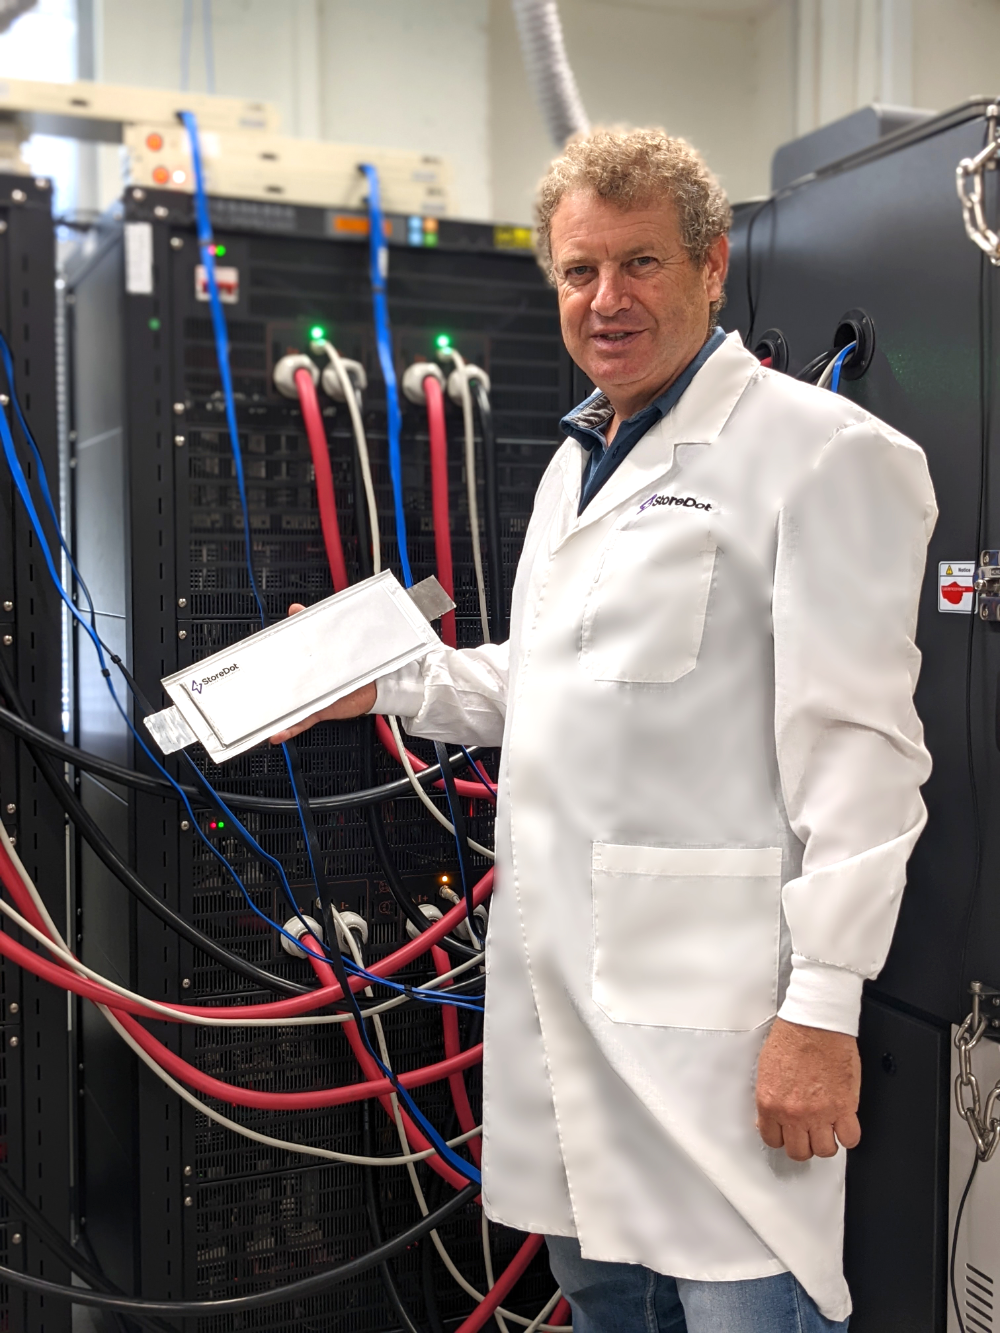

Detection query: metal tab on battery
xmin=405 ymin=575 xmax=455 ymax=624
xmin=144 ymin=704 xmax=199 ymax=755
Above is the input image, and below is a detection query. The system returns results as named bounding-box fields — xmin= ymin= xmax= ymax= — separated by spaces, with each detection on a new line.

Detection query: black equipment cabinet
xmin=67 ymin=188 xmax=573 ymax=1327
xmin=0 ymin=174 xmax=71 ymax=1333
xmin=723 ymin=99 xmax=1000 ymax=1332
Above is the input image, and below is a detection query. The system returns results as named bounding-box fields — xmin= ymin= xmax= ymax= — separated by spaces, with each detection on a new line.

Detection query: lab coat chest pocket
xmin=592 ymin=844 xmax=783 ymax=1031
xmin=579 ymin=510 xmax=717 ymax=684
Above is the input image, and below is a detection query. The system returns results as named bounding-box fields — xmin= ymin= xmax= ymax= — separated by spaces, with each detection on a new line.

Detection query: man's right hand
xmin=268 ymin=603 xmax=378 ymax=744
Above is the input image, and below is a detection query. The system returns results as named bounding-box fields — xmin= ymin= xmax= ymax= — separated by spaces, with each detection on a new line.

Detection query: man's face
xmin=549 ymin=190 xmax=728 ymax=415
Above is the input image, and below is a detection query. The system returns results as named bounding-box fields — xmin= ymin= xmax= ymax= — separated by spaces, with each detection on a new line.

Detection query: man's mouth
xmin=591 ymin=329 xmax=642 ymax=346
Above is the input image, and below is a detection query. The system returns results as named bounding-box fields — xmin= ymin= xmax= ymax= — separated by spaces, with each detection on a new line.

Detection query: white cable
xmin=0 ymin=818 xmax=485 ymax=1167
xmin=483 ymin=1210 xmax=512 ymax=1333
xmin=387 ymin=715 xmax=495 ymax=860
xmin=524 ymin=1289 xmax=564 ymax=1333
xmin=314 ymin=338 xmax=382 ymax=576
xmin=440 ymin=346 xmax=490 ymax=642
xmin=816 ymin=353 xmax=838 ymax=390
xmin=0 ymin=894 xmax=482 ymax=1027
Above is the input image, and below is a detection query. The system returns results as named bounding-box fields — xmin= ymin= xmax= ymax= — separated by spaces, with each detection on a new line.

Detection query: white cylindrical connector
xmin=454 ymin=903 xmax=488 ymax=947
xmin=273 ymin=353 xmax=319 ymax=400
xmin=446 ymin=364 xmax=490 ymax=404
xmin=401 ymin=361 xmax=446 ymax=406
xmin=333 ymin=910 xmax=369 ymax=952
xmin=405 ymin=902 xmax=443 ymax=942
xmin=321 ymin=357 xmax=367 ymax=403
xmin=280 ymin=914 xmax=325 ymax=958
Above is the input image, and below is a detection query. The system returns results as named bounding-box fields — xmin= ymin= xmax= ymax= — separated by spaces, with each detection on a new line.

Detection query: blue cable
xmin=360 ymin=163 xmax=412 ymax=588
xmin=0 ymin=330 xmax=481 ymax=1014
xmin=179 ymin=110 xmax=267 ymax=627
xmin=829 ymin=341 xmax=857 ymax=395
xmin=0 ymin=330 xmax=98 ymax=626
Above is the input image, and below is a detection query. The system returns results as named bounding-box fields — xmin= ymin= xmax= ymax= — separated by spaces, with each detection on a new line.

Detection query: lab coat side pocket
xmin=591 ymin=844 xmax=783 ymax=1032
xmin=579 ymin=517 xmax=717 ymax=684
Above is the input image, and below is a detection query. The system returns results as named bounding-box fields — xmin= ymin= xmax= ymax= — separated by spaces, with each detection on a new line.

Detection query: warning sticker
xmin=939 ymin=561 xmax=976 ymax=614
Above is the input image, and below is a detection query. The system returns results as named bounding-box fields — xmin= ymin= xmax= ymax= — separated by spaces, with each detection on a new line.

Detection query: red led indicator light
xmin=152 ymin=165 xmax=169 ymax=185
xmin=146 ymin=132 xmax=164 ymax=152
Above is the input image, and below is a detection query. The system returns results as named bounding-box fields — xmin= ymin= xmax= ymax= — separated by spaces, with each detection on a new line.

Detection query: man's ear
xmin=704 ymin=234 xmax=729 ymax=304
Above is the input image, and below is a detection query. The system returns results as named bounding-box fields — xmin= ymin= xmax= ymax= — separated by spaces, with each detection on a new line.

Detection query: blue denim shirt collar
xmin=562 ymin=326 xmax=726 ymax=513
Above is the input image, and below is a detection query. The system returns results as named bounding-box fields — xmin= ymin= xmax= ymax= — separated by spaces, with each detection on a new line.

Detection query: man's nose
xmin=591 ymin=266 xmax=631 ymax=318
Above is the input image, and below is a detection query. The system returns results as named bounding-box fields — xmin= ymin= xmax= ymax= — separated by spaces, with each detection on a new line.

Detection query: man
xmin=273 ymin=129 xmax=935 ymax=1332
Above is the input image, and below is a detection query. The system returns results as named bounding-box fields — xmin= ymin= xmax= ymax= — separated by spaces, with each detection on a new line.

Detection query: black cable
xmin=0 ymin=702 xmax=487 ymax=815
xmin=0 ymin=1168 xmax=174 ymax=1333
xmin=958 ymin=247 xmax=993 ymax=1013
xmin=433 ymin=740 xmax=484 ymax=945
xmin=469 ymin=377 xmax=505 ymax=642
xmin=743 ymin=195 xmax=775 ymax=349
xmin=950 ymin=1153 xmax=979 ymax=1333
xmin=0 ymin=655 xmax=309 ymax=998
xmin=362 ymin=1100 xmax=428 ymax=1333
xmin=795 ymin=350 xmax=835 ymax=384
xmin=360 ymin=718 xmax=480 ymax=961
xmin=0 ymin=1184 xmax=478 ymax=1314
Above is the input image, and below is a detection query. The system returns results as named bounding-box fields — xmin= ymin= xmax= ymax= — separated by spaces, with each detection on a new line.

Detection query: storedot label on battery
xmin=939 ymin=561 xmax=976 ymax=614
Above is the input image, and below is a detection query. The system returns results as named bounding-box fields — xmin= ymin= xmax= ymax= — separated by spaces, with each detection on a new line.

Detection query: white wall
xmin=489 ymin=0 xmax=797 ymax=225
xmin=12 ymin=0 xmax=1000 ymax=225
xmin=91 ymin=0 xmax=491 ymax=218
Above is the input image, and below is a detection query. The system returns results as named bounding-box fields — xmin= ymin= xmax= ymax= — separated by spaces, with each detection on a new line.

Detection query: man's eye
xmin=631 ymin=256 xmax=655 ymax=268
xmin=566 ymin=266 xmax=591 ymax=278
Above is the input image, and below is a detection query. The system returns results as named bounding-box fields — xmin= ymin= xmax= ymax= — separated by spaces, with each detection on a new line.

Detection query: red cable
xmin=453 ymin=1234 xmax=545 ymax=1333
xmin=433 ymin=943 xmax=481 ymax=1165
xmin=549 ymin=1299 xmax=572 ymax=1325
xmin=296 ymin=366 xmax=349 ymax=594
xmin=299 ymin=939 xmax=471 ymax=1190
xmin=0 ymin=838 xmax=491 ymax=1019
xmin=374 ymin=713 xmax=491 ymax=801
xmin=425 ymin=375 xmax=456 ymax=648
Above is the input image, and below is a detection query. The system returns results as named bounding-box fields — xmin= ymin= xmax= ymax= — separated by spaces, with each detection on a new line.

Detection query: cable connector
xmin=273 ymin=353 xmax=319 ymax=400
xmin=401 ymin=361 xmax=445 ymax=406
xmin=405 ymin=902 xmax=442 ymax=942
xmin=279 ymin=914 xmax=324 ymax=958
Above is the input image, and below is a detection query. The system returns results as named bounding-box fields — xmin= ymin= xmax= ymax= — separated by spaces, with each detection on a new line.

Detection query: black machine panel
xmin=722 ymin=99 xmax=1000 ymax=1332
xmin=723 ymin=100 xmax=1000 ymax=1029
xmin=0 ymin=173 xmax=71 ymax=1333
xmin=68 ymin=189 xmax=574 ymax=1326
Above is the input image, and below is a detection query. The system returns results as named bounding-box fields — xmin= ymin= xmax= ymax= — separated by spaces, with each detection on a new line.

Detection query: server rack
xmin=723 ymin=99 xmax=1000 ymax=1331
xmin=0 ymin=174 xmax=71 ymax=1333
xmin=67 ymin=188 xmax=574 ymax=1328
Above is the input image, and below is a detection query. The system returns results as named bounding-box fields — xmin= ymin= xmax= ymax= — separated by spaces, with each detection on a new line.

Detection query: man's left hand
xmin=755 ymin=1017 xmax=861 ymax=1161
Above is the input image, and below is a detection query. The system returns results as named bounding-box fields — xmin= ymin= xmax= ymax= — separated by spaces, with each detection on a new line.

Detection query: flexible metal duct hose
xmin=511 ymin=0 xmax=590 ymax=146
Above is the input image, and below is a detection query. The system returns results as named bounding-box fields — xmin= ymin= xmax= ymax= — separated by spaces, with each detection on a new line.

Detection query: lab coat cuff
xmin=777 ymin=957 xmax=865 ymax=1036
xmin=372 ymin=661 xmax=427 ymax=720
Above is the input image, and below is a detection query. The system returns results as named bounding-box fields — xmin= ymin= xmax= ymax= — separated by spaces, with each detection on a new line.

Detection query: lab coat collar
xmin=562 ymin=332 xmax=761 ymax=534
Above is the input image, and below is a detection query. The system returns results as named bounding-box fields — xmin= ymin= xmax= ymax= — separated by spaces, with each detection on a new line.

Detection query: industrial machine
xmin=723 ymin=96 xmax=1000 ymax=1333
xmin=0 ymin=171 xmax=71 ymax=1333
xmin=63 ymin=176 xmax=573 ymax=1326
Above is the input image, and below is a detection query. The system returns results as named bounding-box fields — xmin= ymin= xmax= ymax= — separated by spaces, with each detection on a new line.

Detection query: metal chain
xmin=957 ymin=104 xmax=1000 ymax=265
xmin=955 ymin=983 xmax=1000 ymax=1161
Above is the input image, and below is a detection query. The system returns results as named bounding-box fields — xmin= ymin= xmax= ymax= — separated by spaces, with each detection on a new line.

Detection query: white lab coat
xmin=374 ymin=332 xmax=936 ymax=1321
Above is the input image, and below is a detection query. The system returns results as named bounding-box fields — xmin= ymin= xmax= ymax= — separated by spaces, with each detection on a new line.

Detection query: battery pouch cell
xmin=143 ymin=571 xmax=450 ymax=762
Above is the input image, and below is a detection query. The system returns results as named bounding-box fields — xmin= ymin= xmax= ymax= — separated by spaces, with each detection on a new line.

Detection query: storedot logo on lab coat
xmin=638 ymin=493 xmax=713 ymax=513
xmin=191 ymin=664 xmax=240 ymax=694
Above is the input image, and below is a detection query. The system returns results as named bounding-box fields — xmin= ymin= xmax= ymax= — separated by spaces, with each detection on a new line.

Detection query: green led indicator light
xmin=435 ymin=333 xmax=451 ymax=350
xmin=148 ymin=317 xmax=161 ymax=332
xmin=310 ymin=325 xmax=326 ymax=342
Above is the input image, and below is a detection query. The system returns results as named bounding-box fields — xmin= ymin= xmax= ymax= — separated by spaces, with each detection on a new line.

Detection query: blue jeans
xmin=546 ymin=1237 xmax=849 ymax=1333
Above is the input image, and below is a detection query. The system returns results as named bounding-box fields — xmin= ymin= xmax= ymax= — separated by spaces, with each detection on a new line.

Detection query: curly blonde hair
xmin=535 ymin=127 xmax=732 ymax=284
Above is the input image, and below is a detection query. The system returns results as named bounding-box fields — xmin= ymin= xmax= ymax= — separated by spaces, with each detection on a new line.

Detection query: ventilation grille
xmin=967 ymin=1263 xmax=995 ymax=1332
xmin=173 ymin=232 xmax=566 ymax=1331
